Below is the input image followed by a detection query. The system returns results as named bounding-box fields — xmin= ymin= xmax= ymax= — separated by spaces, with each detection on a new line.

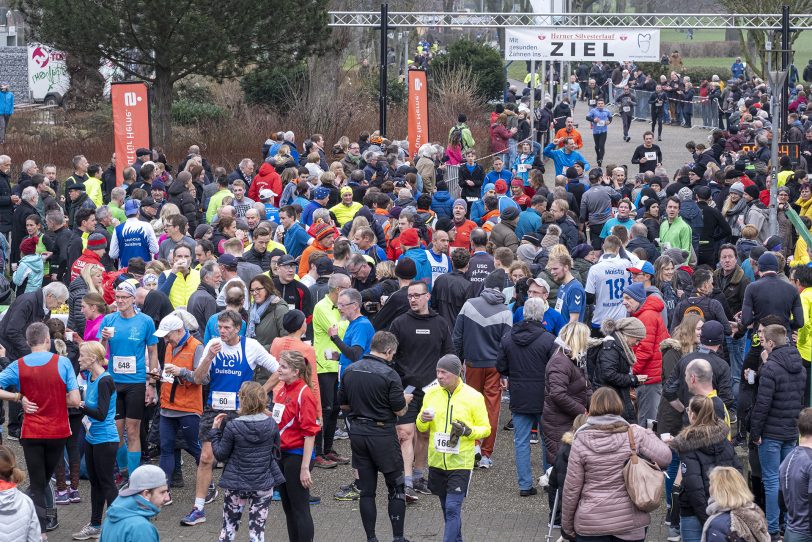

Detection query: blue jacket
xmin=482 ymin=170 xmax=512 ymax=197
xmin=430 ymin=190 xmax=454 ymax=220
xmin=471 ymin=200 xmax=486 ymax=225
xmin=100 ymin=495 xmax=160 ymax=542
xmin=515 ymin=208 xmax=542 ymax=239
xmin=543 ymin=143 xmax=591 ymax=176
xmin=0 ymin=90 xmax=13 ymax=116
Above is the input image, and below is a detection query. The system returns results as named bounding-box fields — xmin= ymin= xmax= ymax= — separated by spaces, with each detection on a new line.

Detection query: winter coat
xmin=490 ymin=122 xmax=512 ymax=154
xmin=453 ymin=288 xmax=513 ymax=368
xmin=167 ymin=178 xmax=199 ymax=232
xmin=655 ymin=340 xmax=686 ymax=437
xmin=630 ymin=295 xmax=669 ymax=384
xmin=66 ymin=276 xmax=90 ymax=336
xmin=12 ymin=254 xmax=43 ymax=294
xmin=714 ymin=265 xmax=750 ymax=315
xmin=251 ymin=298 xmax=289 ymax=349
xmin=0 ymin=486 xmax=40 ymax=542
xmin=247 ymin=162 xmax=282 ymax=206
xmin=670 ymin=421 xmax=741 ymax=523
xmin=594 ymin=333 xmax=640 ymax=422
xmin=458 ymin=163 xmax=485 ymax=201
xmin=749 ymin=344 xmax=807 ymax=442
xmin=542 ymin=349 xmax=592 ymax=463
xmin=429 ymin=270 xmax=473 ymax=329
xmin=662 ymin=348 xmax=734 ymax=427
xmin=561 ymin=416 xmax=672 ymax=539
xmin=0 ymin=169 xmax=13 ymax=234
xmin=701 ymin=501 xmax=770 ymax=542
xmin=210 ymin=413 xmax=286 ymax=492
xmin=430 ymin=190 xmax=454 ymax=220
xmin=100 ymin=494 xmax=160 ymax=542
xmin=0 ymin=290 xmax=45 ymax=359
xmin=10 ymin=200 xmax=38 ymax=263
xmin=496 ymin=320 xmax=556 ymax=414
xmin=416 ymin=156 xmax=437 ymax=194
xmin=490 ymin=220 xmax=520 ymax=254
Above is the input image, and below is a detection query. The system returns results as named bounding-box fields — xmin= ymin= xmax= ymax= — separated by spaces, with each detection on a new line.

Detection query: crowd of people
xmin=0 ymin=57 xmax=811 ymax=542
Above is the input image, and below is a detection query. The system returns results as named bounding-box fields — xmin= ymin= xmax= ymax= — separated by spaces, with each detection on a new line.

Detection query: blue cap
xmin=627 ymin=260 xmax=655 ymax=276
xmin=124 ymin=199 xmax=140 ymax=216
xmin=482 ymin=183 xmax=495 ymax=193
xmin=314 ymin=187 xmax=330 ymax=200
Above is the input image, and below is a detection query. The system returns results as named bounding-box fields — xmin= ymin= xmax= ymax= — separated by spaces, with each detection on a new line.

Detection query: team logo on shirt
xmin=416 ymin=329 xmax=430 ymax=335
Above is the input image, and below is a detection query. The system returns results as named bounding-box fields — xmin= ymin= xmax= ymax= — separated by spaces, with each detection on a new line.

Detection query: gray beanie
xmin=436 ymin=354 xmax=463 ymax=376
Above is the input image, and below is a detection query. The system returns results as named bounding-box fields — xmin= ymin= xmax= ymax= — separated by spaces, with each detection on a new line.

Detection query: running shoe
xmin=667 ymin=526 xmax=680 ymax=542
xmin=72 ymin=523 xmax=101 ymax=540
xmin=180 ymin=508 xmax=206 ymax=526
xmin=412 ymin=478 xmax=431 ymax=495
xmin=272 ymin=488 xmax=281 ymax=501
xmin=334 ymin=482 xmax=360 ymax=501
xmin=314 ymin=455 xmax=338 ymax=469
xmin=478 ymin=456 xmax=493 ymax=469
xmin=309 ymin=495 xmax=321 ymax=505
xmin=69 ymin=489 xmax=81 ymax=503
xmin=55 ymin=491 xmax=71 ymax=505
xmin=165 ymin=492 xmax=173 ymax=506
xmin=404 ymin=486 xmax=419 ymax=504
xmin=503 ymin=419 xmax=514 ymax=431
xmin=334 ymin=427 xmax=349 ymax=440
xmin=205 ymin=483 xmax=218 ymax=504
xmin=324 ymin=451 xmax=350 ymax=465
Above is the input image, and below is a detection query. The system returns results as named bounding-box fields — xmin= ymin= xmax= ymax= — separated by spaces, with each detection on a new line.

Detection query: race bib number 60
xmin=212 ymin=391 xmax=237 ymax=411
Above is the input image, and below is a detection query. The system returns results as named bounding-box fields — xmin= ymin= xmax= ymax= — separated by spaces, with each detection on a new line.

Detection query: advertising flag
xmin=111 ymin=82 xmax=151 ymax=186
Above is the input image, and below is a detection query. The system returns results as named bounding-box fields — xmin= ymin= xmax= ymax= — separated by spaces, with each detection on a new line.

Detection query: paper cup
xmin=104 ymin=327 xmax=115 ymax=337
xmin=65 ymin=331 xmax=74 ymax=342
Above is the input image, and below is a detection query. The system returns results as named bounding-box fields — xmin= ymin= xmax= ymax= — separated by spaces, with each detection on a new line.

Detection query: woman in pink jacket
xmin=562 ymin=387 xmax=672 ymax=542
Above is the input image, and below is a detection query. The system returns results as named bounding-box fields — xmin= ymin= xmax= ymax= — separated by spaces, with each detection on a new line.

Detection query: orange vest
xmin=160 ymin=335 xmax=203 ymax=415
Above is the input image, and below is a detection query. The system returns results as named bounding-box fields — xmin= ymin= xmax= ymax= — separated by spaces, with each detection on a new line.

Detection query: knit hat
xmin=282 ymin=310 xmax=306 ymax=333
xmin=20 ymin=236 xmax=38 ymax=256
xmin=510 ymin=178 xmax=523 ymax=187
xmin=87 ymin=232 xmax=107 ymax=250
xmin=399 ymin=228 xmax=420 ymax=248
xmin=453 ymin=198 xmax=467 ymax=210
xmin=310 ymin=222 xmax=335 ymax=242
xmin=435 ymin=217 xmax=454 ymax=233
xmin=484 ymin=272 xmax=504 ymax=289
xmin=340 ymin=186 xmax=353 ymax=196
xmin=571 ymin=243 xmax=593 ymax=259
xmin=744 ymin=185 xmax=761 ymax=200
xmin=566 ymin=166 xmax=579 ymax=179
xmin=678 ymin=187 xmax=693 ymax=201
xmin=176 ymin=171 xmax=192 ymax=184
xmin=700 ymin=320 xmax=725 ymax=346
xmin=395 ymin=257 xmax=417 ymax=279
xmin=494 ymin=180 xmax=508 ymax=194
xmin=436 ymin=354 xmax=462 ymax=376
xmin=757 ymin=251 xmax=779 ymax=273
xmin=313 ymin=187 xmax=330 ymax=200
xmin=764 ymin=235 xmax=783 ymax=252
xmin=690 ymin=165 xmax=704 ymax=178
xmin=516 ymin=243 xmax=538 ymax=264
xmin=388 ymin=206 xmax=403 ymax=219
xmin=193 ymin=224 xmax=212 ymax=240
xmin=501 ymin=206 xmax=519 ymax=221
xmin=623 ymin=282 xmax=647 ymax=304
xmin=541 ymin=224 xmax=561 ymax=249
xmin=482 ymin=183 xmax=496 ymax=194
xmin=724 ymin=169 xmax=742 ymax=180
xmin=606 ymin=316 xmax=647 ymax=339
xmin=729 ymin=181 xmax=745 ymax=196
xmin=522 ymin=232 xmax=542 ymax=247
xmin=664 ymin=248 xmax=689 ymax=265
xmin=151 ymin=179 xmax=165 ymax=191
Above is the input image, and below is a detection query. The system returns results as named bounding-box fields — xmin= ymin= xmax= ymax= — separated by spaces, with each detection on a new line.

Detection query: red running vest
xmin=18 ymin=354 xmax=71 ymax=439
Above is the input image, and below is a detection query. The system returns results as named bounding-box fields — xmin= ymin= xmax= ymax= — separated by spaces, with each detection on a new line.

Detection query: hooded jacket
xmin=100 ymin=494 xmax=160 ymax=542
xmin=750 ymin=344 xmax=807 ymax=442
xmin=430 ymin=190 xmax=454 ymax=220
xmin=167 ymin=179 xmax=200 ymax=232
xmin=490 ymin=219 xmax=520 ymax=254
xmin=631 ymin=295 xmax=669 ymax=384
xmin=453 ymin=288 xmax=513 ymax=368
xmin=561 ymin=416 xmax=672 ymax=539
xmin=670 ymin=421 xmax=741 ymax=523
xmin=0 ymin=485 xmax=39 ymax=542
xmin=542 ymin=348 xmax=592 ymax=462
xmin=13 ymin=253 xmax=44 ymax=294
xmin=495 ymin=320 xmax=556 ymax=414
xmin=248 ymin=162 xmax=282 ymax=205
xmin=210 ymin=413 xmax=286 ymax=491
xmin=702 ymin=501 xmax=771 ymax=542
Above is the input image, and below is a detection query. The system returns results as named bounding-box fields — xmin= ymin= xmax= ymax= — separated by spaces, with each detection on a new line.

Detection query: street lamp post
xmin=766 ymin=42 xmax=788 ymax=238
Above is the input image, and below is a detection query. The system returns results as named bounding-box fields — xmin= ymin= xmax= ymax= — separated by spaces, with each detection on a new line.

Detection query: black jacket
xmin=741 ymin=274 xmax=804 ymax=332
xmin=372 ymin=286 xmax=409 ymax=331
xmin=750 ymin=344 xmax=807 ymax=442
xmin=594 ymin=334 xmax=640 ymax=422
xmin=210 ymin=414 xmax=285 ymax=492
xmin=187 ymin=283 xmax=218 ymax=338
xmin=0 ymin=169 xmax=12 ymax=234
xmin=430 ymin=271 xmax=472 ymax=329
xmin=167 ymin=178 xmax=200 ymax=233
xmin=662 ymin=348 xmax=734 ymax=425
xmin=458 ymin=163 xmax=485 ymax=202
xmin=713 ymin=266 xmax=750 ymax=316
xmin=671 ymin=422 xmax=741 ymax=523
xmin=0 ymin=290 xmax=46 ymax=358
xmin=626 ymin=236 xmax=660 ymax=262
xmin=42 ymin=225 xmax=75 ymax=284
xmin=242 ymin=246 xmax=273 ymax=272
xmin=10 ymin=200 xmax=38 ymax=263
xmin=696 ymin=201 xmax=731 ymax=250
xmin=496 ymin=320 xmax=556 ymax=414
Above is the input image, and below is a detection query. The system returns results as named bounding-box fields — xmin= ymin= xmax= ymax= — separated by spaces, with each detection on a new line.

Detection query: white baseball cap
xmin=154 ymin=314 xmax=184 ymax=337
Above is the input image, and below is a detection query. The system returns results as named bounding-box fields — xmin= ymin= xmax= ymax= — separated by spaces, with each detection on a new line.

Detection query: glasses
xmin=337 ymin=301 xmax=358 ymax=308
xmin=407 ymin=292 xmax=428 ymax=299
xmin=250 ymin=288 xmax=265 ymax=294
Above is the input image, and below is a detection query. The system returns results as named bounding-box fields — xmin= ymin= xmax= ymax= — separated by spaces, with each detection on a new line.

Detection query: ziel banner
xmin=407 ymin=69 xmax=429 ymax=159
xmin=505 ymin=28 xmax=660 ymax=62
xmin=111 ymin=82 xmax=151 ymax=186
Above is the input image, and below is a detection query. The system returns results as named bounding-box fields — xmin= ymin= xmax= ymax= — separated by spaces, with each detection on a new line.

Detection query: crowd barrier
xmin=614 ymin=88 xmax=722 ymax=130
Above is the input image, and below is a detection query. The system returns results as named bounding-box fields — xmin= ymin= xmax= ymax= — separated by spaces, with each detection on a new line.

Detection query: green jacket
xmin=417 ymin=379 xmax=490 ymax=471
xmin=206 ymin=188 xmax=234 ymax=223
xmin=659 ymin=216 xmax=692 ymax=254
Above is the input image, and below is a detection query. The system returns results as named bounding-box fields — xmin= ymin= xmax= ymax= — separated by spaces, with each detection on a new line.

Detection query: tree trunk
xmin=154 ymin=65 xmax=173 ymax=152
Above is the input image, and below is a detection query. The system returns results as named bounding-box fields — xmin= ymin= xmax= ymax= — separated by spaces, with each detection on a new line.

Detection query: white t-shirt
xmin=585 ymin=254 xmax=632 ymax=327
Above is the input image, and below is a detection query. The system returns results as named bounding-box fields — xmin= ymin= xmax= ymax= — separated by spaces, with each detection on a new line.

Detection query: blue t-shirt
xmin=284 ymin=222 xmax=311 ymax=258
xmin=600 ymin=216 xmax=635 ymax=238
xmin=512 ymin=306 xmax=567 ymax=334
xmin=97 ymin=312 xmax=158 ymax=384
xmin=263 ymin=203 xmax=280 ymax=223
xmin=0 ymin=352 xmax=78 ymax=391
xmin=556 ymin=278 xmax=587 ymax=322
xmin=339 ymin=316 xmax=375 ymax=375
xmin=204 ymin=313 xmax=247 ymax=344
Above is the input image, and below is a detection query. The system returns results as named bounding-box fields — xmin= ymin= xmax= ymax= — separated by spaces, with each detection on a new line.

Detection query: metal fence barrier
xmin=609 ymin=88 xmax=721 ymax=130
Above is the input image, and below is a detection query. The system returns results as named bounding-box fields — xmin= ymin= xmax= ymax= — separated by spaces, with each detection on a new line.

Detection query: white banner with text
xmin=505 ymin=27 xmax=660 ymax=62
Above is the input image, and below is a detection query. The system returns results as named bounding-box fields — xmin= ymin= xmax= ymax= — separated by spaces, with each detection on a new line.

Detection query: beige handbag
xmin=622 ymin=427 xmax=664 ymax=512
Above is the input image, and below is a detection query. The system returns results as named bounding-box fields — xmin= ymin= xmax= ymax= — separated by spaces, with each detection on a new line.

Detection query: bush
xmin=431 ymin=39 xmax=506 ymax=101
xmin=362 ymin=75 xmax=407 ymax=105
xmin=636 ymin=62 xmax=732 ymax=83
xmin=171 ymin=99 xmax=226 ymax=125
xmin=241 ymin=64 xmax=309 ymax=112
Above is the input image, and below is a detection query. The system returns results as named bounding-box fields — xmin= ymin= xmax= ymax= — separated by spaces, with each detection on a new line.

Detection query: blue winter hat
xmin=482 ymin=183 xmax=495 ymax=194
xmin=313 ymin=187 xmax=330 ymax=200
xmin=623 ymin=282 xmax=647 ymax=304
xmin=757 ymin=252 xmax=779 ymax=273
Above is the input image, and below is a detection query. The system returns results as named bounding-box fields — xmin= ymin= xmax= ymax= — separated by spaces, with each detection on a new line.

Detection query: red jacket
xmin=631 ymin=294 xmax=669 ymax=384
xmin=248 ymin=162 xmax=283 ymax=205
xmin=275 ymin=378 xmax=320 ymax=451
xmin=490 ymin=123 xmax=512 ymax=154
xmin=70 ymin=249 xmax=103 ymax=282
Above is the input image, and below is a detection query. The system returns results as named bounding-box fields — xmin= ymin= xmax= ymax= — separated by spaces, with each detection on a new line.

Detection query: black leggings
xmin=55 ymin=413 xmax=83 ymax=492
xmin=593 ymin=132 xmax=607 ymax=164
xmin=22 ymin=437 xmax=66 ymax=532
xmin=357 ymin=466 xmax=406 ymax=540
xmin=84 ymin=440 xmax=119 ymax=526
xmin=316 ymin=373 xmax=339 ymax=456
xmin=651 ymin=108 xmax=664 ymax=137
xmin=279 ymin=453 xmax=314 ymax=542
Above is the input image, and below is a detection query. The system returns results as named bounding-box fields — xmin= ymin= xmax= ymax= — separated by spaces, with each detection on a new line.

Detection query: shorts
xmin=115 ymin=383 xmax=146 ymax=421
xmin=199 ymin=407 xmax=239 ymax=442
xmin=350 ymin=429 xmax=403 ymax=473
xmin=396 ymin=392 xmax=423 ymax=426
xmin=427 ymin=467 xmax=471 ymax=498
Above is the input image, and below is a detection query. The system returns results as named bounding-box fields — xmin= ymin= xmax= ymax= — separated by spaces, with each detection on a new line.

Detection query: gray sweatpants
xmin=636 ymin=382 xmax=662 ymax=428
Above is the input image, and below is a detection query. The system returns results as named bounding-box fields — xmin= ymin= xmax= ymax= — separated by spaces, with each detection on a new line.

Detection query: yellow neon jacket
xmin=416 ymin=380 xmax=491 ymax=471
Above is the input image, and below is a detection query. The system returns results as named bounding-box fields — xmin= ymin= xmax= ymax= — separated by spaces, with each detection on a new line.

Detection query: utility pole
xmin=379 ymin=3 xmax=389 ymax=136
xmin=781 ymin=5 xmax=790 ymax=140
xmin=766 ymin=39 xmax=788 ymax=238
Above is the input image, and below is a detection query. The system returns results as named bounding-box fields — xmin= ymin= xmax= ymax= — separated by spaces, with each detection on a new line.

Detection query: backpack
xmin=449 ymin=125 xmax=463 ymax=148
xmin=681 ymin=296 xmax=709 ymax=320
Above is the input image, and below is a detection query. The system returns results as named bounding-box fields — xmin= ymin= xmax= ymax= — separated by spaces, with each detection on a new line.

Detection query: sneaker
xmin=729 ymin=412 xmax=738 ymax=425
xmin=324 ymin=451 xmax=350 ymax=465
xmin=180 ymin=508 xmax=206 ymax=526
xmin=530 ymin=431 xmax=539 ymax=444
xmin=770 ymin=533 xmax=782 ymax=542
xmin=315 ymin=455 xmax=338 ymax=469
xmin=334 ymin=482 xmax=360 ymax=501
xmin=665 ymin=506 xmax=671 ymax=525
xmin=667 ymin=526 xmax=681 ymax=542
xmin=45 ymin=514 xmax=59 ymax=532
xmin=6 ymin=430 xmax=19 ymax=442
xmin=72 ymin=523 xmax=101 ymax=540
xmin=503 ymin=419 xmax=514 ymax=431
xmin=404 ymin=486 xmax=419 ymax=504
xmin=478 ymin=456 xmax=493 ymax=469
xmin=172 ymin=470 xmax=185 ymax=488
xmin=412 ymin=478 xmax=431 ymax=495
xmin=205 ymin=483 xmax=218 ymax=504
xmin=309 ymin=495 xmax=321 ymax=505
xmin=69 ymin=489 xmax=81 ymax=503
xmin=114 ymin=472 xmax=128 ymax=491
xmin=55 ymin=490 xmax=71 ymax=505
xmin=272 ymin=489 xmax=281 ymax=501
xmin=334 ymin=428 xmax=349 ymax=440
xmin=519 ymin=487 xmax=538 ymax=497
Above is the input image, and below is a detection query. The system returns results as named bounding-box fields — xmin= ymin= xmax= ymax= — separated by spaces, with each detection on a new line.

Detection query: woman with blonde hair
xmin=701 ymin=466 xmax=769 ymax=542
xmin=542 ymin=321 xmax=592 ymax=465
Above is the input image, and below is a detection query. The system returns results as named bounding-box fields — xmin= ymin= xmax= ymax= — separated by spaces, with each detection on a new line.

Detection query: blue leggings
xmin=440 ymin=493 xmax=465 ymax=542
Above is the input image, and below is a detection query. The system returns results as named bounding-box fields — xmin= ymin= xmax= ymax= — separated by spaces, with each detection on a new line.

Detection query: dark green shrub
xmin=171 ymin=99 xmax=226 ymax=125
xmin=241 ymin=64 xmax=309 ymax=111
xmin=431 ymin=39 xmax=506 ymax=100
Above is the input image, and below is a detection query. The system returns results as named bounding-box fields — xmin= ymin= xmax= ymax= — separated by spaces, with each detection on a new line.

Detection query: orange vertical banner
xmin=111 ymin=82 xmax=151 ymax=186
xmin=407 ymin=69 xmax=429 ymax=159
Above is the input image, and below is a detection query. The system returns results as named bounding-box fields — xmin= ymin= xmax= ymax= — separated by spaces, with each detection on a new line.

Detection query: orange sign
xmin=111 ymin=82 xmax=151 ymax=186
xmin=408 ymin=69 xmax=429 ymax=159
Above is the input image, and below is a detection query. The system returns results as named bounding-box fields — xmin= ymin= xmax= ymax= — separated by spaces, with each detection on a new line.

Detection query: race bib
xmin=555 ymin=297 xmax=564 ymax=312
xmin=517 ymin=164 xmax=529 ymax=173
xmin=288 ymin=304 xmax=295 ymax=311
xmin=435 ymin=432 xmax=460 ymax=454
xmin=271 ymin=402 xmax=286 ymax=424
xmin=597 ymin=120 xmax=606 ymax=127
xmin=113 ymin=356 xmax=136 ymax=375
xmin=465 ymin=197 xmax=478 ymax=202
xmin=212 ymin=391 xmax=237 ymax=411
xmin=161 ymin=369 xmax=175 ymax=384
xmin=589 ymin=99 xmax=596 ymax=106
xmin=645 ymin=152 xmax=657 ymax=161
xmin=622 ymin=106 xmax=631 ymax=113
xmin=422 ymin=379 xmax=439 ymax=394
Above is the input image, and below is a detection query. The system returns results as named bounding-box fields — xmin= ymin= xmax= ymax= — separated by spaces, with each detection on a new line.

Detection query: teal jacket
xmin=100 ymin=495 xmax=160 ymax=542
